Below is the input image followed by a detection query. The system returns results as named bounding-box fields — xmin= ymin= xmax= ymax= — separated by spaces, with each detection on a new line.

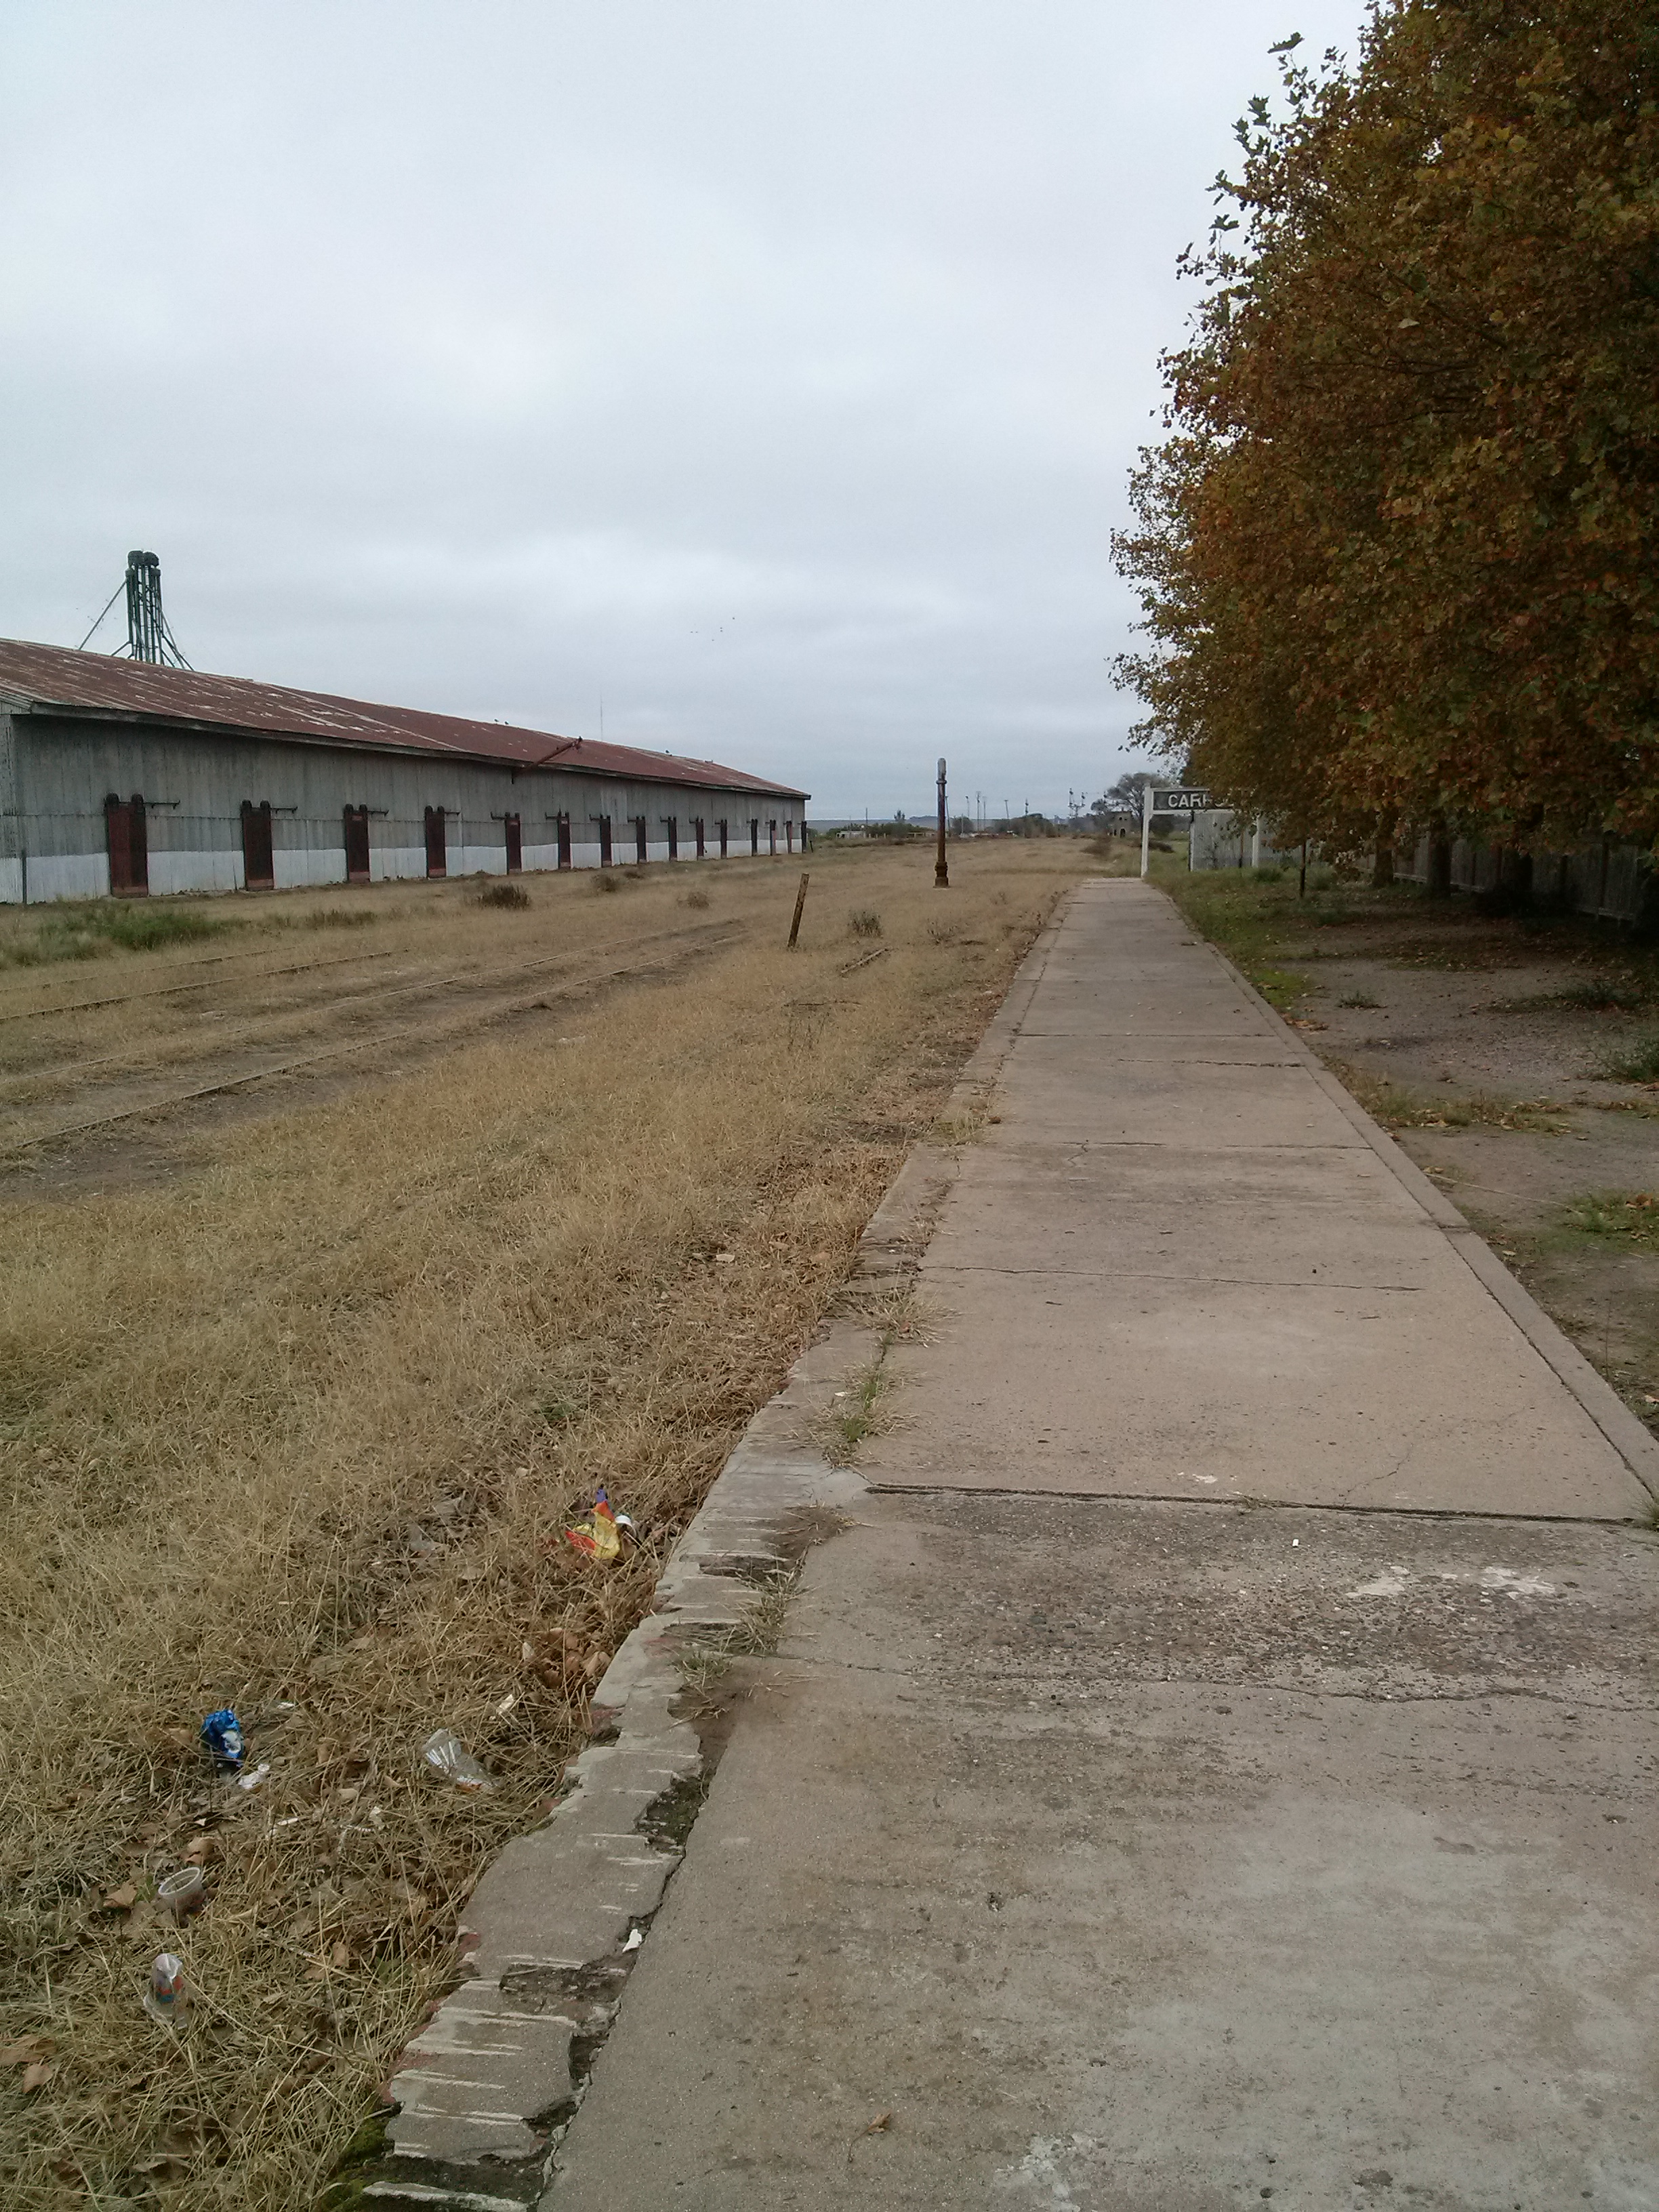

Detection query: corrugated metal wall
xmin=1188 ymin=811 xmax=1296 ymax=869
xmin=1397 ymin=836 xmax=1652 ymax=923
xmin=0 ymin=714 xmax=806 ymax=903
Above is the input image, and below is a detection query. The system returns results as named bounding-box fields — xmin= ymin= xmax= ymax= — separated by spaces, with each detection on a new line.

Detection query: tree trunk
xmin=1372 ymin=843 xmax=1395 ymax=888
xmin=1428 ymin=826 xmax=1453 ymax=899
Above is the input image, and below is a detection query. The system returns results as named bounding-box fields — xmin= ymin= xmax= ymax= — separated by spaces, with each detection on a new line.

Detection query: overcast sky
xmin=0 ymin=2 xmax=1367 ymax=819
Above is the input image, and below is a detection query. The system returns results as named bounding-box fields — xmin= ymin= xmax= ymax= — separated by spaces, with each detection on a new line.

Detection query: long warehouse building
xmin=0 ymin=639 xmax=809 ymax=902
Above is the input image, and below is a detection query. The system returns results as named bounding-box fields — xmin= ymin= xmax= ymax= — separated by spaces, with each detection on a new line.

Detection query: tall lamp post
xmin=935 ymin=757 xmax=949 ymax=888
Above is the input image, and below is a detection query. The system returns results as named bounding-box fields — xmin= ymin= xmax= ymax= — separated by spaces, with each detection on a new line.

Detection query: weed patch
xmin=1600 ymin=1033 xmax=1659 ymax=1084
xmin=304 ymin=907 xmax=378 ymax=931
xmin=1334 ymin=1063 xmax=1572 ymax=1133
xmin=1558 ymin=1191 xmax=1659 ymax=1250
xmin=0 ymin=901 xmax=235 ymax=968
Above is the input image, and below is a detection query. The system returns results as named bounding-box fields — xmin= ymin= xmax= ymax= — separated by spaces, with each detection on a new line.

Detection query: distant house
xmin=0 ymin=640 xmax=808 ymax=902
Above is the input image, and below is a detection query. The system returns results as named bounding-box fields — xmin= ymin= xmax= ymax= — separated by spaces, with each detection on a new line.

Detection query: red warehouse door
xmin=241 ymin=801 xmax=274 ymax=890
xmin=504 ymin=815 xmax=523 ymax=873
xmin=424 ymin=807 xmax=447 ymax=878
xmin=344 ymin=807 xmax=371 ymax=882
xmin=106 ymin=794 xmax=148 ymax=895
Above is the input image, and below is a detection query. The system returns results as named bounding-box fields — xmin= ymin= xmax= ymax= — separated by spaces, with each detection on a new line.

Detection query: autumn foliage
xmin=1114 ymin=1 xmax=1659 ymax=859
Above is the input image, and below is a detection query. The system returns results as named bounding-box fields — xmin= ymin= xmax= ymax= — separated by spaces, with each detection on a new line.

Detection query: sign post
xmin=1140 ymin=785 xmax=1210 ymax=879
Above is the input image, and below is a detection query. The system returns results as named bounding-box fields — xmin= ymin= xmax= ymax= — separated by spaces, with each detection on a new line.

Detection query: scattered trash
xmin=564 ymin=1488 xmax=636 ymax=1563
xmin=419 ymin=1729 xmax=494 ymax=1791
xmin=157 ymin=1867 xmax=206 ymax=1921
xmin=621 ymin=1926 xmax=644 ymax=1952
xmin=144 ymin=1953 xmax=190 ymax=2026
xmin=714 ymin=1250 xmax=737 ymax=1265
xmin=237 ymin=1761 xmax=272 ymax=1793
xmin=494 ymin=1691 xmax=519 ymax=1717
xmin=201 ymin=1708 xmax=244 ymax=1767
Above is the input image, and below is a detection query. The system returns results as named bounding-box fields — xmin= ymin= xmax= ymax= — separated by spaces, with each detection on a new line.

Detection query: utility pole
xmin=935 ymin=757 xmax=949 ymax=888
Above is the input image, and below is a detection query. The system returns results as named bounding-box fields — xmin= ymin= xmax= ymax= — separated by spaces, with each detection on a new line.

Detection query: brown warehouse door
xmin=424 ymin=807 xmax=447 ymax=878
xmin=241 ymin=802 xmax=274 ymax=890
xmin=344 ymin=807 xmax=371 ymax=883
xmin=505 ymin=814 xmax=523 ymax=873
xmin=105 ymin=794 xmax=148 ymax=895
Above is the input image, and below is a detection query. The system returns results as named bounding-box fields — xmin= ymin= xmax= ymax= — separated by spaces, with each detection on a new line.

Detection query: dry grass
xmin=0 ymin=842 xmax=1087 ymax=2209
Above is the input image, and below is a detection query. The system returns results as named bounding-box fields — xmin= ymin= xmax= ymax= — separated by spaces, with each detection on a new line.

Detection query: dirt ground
xmin=1154 ymin=853 xmax=1659 ymax=1446
xmin=0 ymin=840 xmax=1091 ymax=2212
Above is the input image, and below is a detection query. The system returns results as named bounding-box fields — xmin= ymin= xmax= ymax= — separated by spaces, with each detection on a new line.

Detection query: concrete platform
xmin=865 ymin=880 xmax=1655 ymax=1521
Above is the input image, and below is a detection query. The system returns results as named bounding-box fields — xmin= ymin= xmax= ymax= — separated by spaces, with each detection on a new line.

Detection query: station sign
xmin=1140 ymin=783 xmax=1212 ymax=878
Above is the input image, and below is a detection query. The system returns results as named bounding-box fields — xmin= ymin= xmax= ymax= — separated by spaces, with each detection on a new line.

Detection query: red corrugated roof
xmin=0 ymin=638 xmax=808 ymax=798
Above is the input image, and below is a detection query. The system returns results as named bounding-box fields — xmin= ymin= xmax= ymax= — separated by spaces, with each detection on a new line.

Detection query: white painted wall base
xmin=24 ymin=853 xmax=110 ymax=901
xmin=369 ymin=846 xmax=428 ymax=883
xmin=149 ymin=849 xmax=244 ymax=896
xmin=272 ymin=847 xmax=348 ymax=890
xmin=0 ymin=832 xmax=794 ymax=906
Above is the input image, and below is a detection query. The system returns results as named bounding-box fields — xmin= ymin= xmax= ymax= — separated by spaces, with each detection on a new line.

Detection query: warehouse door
xmin=240 ymin=801 xmax=274 ymax=890
xmin=504 ymin=814 xmax=523 ymax=873
xmin=718 ymin=819 xmax=729 ymax=857
xmin=344 ymin=806 xmax=371 ymax=883
xmin=594 ymin=817 xmax=612 ymax=866
xmin=424 ymin=807 xmax=447 ymax=878
xmin=634 ymin=816 xmax=648 ymax=863
xmin=105 ymin=794 xmax=148 ymax=895
xmin=750 ymin=819 xmax=759 ymax=855
xmin=556 ymin=813 xmax=572 ymax=869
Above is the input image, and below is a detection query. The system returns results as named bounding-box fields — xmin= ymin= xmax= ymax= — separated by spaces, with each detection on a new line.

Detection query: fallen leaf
xmin=864 ymin=2112 xmax=893 ymax=2135
xmin=331 ymin=1941 xmax=351 ymax=1969
xmin=0 ymin=2035 xmax=52 ymax=2068
xmin=104 ymin=1883 xmax=138 ymax=1910
xmin=22 ymin=2060 xmax=54 ymax=2092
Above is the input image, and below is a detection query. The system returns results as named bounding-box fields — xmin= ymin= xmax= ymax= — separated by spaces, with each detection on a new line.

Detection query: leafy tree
xmin=1115 ymin=1 xmax=1659 ymax=858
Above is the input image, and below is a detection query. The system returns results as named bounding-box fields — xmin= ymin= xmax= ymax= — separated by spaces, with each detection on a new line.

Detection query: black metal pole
xmin=935 ymin=756 xmax=949 ymax=888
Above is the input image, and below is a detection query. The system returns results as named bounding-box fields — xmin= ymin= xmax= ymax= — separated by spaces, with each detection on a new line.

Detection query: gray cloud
xmin=0 ymin=1 xmax=1366 ymax=817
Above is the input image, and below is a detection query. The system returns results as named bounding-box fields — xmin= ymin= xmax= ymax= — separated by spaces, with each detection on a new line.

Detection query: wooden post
xmin=787 ymin=870 xmax=810 ymax=949
xmin=935 ymin=757 xmax=949 ymax=888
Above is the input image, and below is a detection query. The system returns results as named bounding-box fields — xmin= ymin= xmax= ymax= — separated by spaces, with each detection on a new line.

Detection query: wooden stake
xmin=787 ymin=870 xmax=810 ymax=949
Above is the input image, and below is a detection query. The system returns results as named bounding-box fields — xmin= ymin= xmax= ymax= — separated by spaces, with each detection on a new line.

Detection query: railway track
xmin=0 ymin=918 xmax=749 ymax=1156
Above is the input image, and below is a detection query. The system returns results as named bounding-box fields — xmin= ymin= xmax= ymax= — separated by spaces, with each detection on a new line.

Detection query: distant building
xmin=0 ymin=640 xmax=808 ymax=902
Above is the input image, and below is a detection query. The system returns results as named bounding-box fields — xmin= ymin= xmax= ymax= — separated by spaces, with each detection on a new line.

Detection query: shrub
xmin=474 ymin=881 xmax=530 ymax=909
xmin=305 ymin=907 xmax=377 ymax=930
xmin=848 ymin=909 xmax=883 ymax=939
xmin=682 ymin=888 xmax=711 ymax=910
xmin=593 ymin=872 xmax=621 ymax=895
